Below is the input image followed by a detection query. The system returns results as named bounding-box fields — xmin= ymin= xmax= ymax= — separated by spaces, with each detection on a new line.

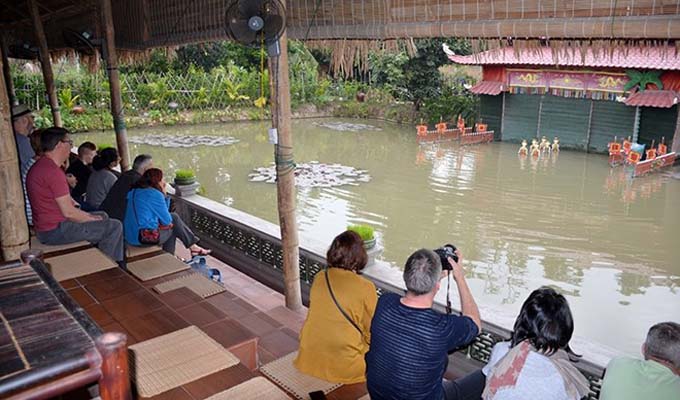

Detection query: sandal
xmin=190 ymin=246 xmax=212 ymax=256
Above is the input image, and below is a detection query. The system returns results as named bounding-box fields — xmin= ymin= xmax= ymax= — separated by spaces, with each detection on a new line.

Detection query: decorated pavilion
xmin=446 ymin=45 xmax=680 ymax=153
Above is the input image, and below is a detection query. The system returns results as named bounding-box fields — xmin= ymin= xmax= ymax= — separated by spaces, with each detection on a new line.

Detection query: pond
xmin=78 ymin=118 xmax=680 ymax=356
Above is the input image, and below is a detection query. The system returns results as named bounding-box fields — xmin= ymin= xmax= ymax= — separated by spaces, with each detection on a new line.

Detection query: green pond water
xmin=78 ymin=118 xmax=680 ymax=356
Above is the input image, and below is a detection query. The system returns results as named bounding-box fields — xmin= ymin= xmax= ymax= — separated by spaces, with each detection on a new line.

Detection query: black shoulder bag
xmin=324 ymin=269 xmax=364 ymax=338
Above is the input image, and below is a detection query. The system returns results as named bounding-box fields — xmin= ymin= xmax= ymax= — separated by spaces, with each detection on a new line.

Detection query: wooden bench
xmin=0 ymin=260 xmax=131 ymax=399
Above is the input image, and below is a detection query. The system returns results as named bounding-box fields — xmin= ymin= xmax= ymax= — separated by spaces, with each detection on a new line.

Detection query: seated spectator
xmin=100 ymin=154 xmax=153 ymax=221
xmin=12 ymin=104 xmax=35 ymax=171
xmin=600 ymin=322 xmax=680 ymax=400
xmin=123 ymin=168 xmax=210 ymax=256
xmin=294 ymin=230 xmax=378 ymax=383
xmin=26 ymin=127 xmax=125 ymax=267
xmin=366 ymin=248 xmax=481 ymax=400
xmin=21 ymin=129 xmax=44 ymax=226
xmin=66 ymin=141 xmax=96 ymax=204
xmin=86 ymin=147 xmax=120 ymax=210
xmin=481 ymin=287 xmax=589 ymax=400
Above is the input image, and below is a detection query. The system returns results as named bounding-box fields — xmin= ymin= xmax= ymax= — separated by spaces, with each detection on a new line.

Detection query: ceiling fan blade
xmin=230 ymin=19 xmax=258 ymax=44
xmin=239 ymin=0 xmax=263 ymax=17
xmin=263 ymin=14 xmax=284 ymax=42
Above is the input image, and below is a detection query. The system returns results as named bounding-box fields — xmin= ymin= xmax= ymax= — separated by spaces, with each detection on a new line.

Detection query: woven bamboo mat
xmin=128 ymin=326 xmax=240 ymax=398
xmin=128 ymin=253 xmax=189 ymax=281
xmin=47 ymin=247 xmax=116 ymax=281
xmin=31 ymin=236 xmax=91 ymax=256
xmin=260 ymin=352 xmax=342 ymax=400
xmin=126 ymin=244 xmax=163 ymax=259
xmin=153 ymin=271 xmax=225 ymax=298
xmin=205 ymin=377 xmax=291 ymax=400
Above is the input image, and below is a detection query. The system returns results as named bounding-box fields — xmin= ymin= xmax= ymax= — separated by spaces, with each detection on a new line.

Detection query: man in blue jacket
xmin=366 ymin=248 xmax=482 ymax=400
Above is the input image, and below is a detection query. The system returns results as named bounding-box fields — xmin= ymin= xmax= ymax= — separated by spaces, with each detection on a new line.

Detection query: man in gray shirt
xmin=12 ymin=104 xmax=35 ymax=171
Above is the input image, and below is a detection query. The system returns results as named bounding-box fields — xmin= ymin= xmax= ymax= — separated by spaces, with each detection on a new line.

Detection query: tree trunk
xmin=268 ymin=34 xmax=302 ymax=311
xmin=0 ymin=46 xmax=29 ymax=261
xmin=28 ymin=0 xmax=62 ymax=127
xmin=101 ymin=0 xmax=131 ymax=171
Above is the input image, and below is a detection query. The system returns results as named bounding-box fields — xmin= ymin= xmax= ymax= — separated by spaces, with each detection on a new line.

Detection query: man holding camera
xmin=365 ymin=247 xmax=482 ymax=400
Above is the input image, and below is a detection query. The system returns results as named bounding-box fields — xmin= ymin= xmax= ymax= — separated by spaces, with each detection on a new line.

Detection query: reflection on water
xmin=78 ymin=119 xmax=680 ymax=355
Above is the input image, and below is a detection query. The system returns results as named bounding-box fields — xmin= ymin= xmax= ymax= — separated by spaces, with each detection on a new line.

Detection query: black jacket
xmin=66 ymin=159 xmax=92 ymax=201
xmin=100 ymin=170 xmax=142 ymax=221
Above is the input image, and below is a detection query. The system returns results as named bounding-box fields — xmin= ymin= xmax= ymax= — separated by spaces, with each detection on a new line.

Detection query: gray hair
xmin=403 ymin=249 xmax=442 ymax=295
xmin=132 ymin=154 xmax=153 ymax=173
xmin=644 ymin=322 xmax=680 ymax=368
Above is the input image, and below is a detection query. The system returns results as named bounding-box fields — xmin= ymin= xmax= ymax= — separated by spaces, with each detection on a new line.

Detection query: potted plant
xmin=173 ymin=169 xmax=200 ymax=196
xmin=347 ymin=224 xmax=383 ymax=267
xmin=347 ymin=224 xmax=376 ymax=249
xmin=174 ymin=169 xmax=196 ymax=186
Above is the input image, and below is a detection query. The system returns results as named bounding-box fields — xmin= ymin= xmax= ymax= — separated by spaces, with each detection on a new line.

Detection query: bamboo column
xmin=0 ymin=36 xmax=17 ymax=106
xmin=101 ymin=0 xmax=131 ymax=171
xmin=632 ymin=106 xmax=641 ymax=143
xmin=28 ymin=0 xmax=62 ymax=127
xmin=268 ymin=33 xmax=302 ymax=311
xmin=0 ymin=46 xmax=29 ymax=262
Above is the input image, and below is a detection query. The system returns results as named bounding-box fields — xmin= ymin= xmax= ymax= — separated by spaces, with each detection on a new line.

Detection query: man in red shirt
xmin=26 ymin=127 xmax=125 ymax=266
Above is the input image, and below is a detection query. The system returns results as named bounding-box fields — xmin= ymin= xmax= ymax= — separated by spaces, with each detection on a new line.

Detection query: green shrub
xmin=347 ymin=224 xmax=375 ymax=241
xmin=174 ymin=169 xmax=196 ymax=180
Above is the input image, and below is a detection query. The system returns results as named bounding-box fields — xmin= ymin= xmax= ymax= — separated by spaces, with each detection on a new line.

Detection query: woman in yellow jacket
xmin=294 ymin=230 xmax=378 ymax=384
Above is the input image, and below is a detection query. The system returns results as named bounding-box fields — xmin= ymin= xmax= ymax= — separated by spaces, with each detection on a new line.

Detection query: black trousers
xmin=159 ymin=212 xmax=199 ymax=255
xmin=444 ymin=370 xmax=486 ymax=400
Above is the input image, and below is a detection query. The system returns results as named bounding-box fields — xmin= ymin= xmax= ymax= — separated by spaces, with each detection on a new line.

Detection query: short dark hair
xmin=510 ymin=287 xmax=577 ymax=357
xmin=403 ymin=249 xmax=441 ymax=295
xmin=644 ymin=322 xmax=680 ymax=368
xmin=326 ymin=230 xmax=367 ymax=272
xmin=29 ymin=129 xmax=44 ymax=154
xmin=132 ymin=154 xmax=153 ymax=172
xmin=77 ymin=141 xmax=96 ymax=156
xmin=92 ymin=147 xmax=119 ymax=171
xmin=40 ymin=127 xmax=69 ymax=153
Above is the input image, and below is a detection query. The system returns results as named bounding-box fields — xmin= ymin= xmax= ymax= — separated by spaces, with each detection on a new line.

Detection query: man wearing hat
xmin=11 ymin=104 xmax=36 ymax=170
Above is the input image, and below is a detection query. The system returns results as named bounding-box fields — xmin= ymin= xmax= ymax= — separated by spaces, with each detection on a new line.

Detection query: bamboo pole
xmin=0 ymin=45 xmax=29 ymax=262
xmin=101 ymin=0 xmax=131 ymax=171
xmin=28 ymin=0 xmax=62 ymax=128
xmin=268 ymin=33 xmax=302 ymax=311
xmin=0 ymin=36 xmax=17 ymax=106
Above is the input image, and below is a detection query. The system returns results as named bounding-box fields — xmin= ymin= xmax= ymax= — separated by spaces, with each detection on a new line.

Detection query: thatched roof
xmin=2 ymin=0 xmax=679 ymax=59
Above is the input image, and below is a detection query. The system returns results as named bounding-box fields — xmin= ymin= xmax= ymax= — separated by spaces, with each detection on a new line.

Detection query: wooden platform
xmin=0 ymin=239 xmax=367 ymax=399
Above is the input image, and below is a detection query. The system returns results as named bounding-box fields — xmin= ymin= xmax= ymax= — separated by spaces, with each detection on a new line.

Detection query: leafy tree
xmin=402 ymin=38 xmax=471 ymax=110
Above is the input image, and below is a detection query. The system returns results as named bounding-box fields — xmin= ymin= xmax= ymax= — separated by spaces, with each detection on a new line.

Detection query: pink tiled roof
xmin=447 ymin=46 xmax=680 ymax=70
xmin=470 ymin=81 xmax=505 ymax=95
xmin=624 ymin=90 xmax=679 ymax=108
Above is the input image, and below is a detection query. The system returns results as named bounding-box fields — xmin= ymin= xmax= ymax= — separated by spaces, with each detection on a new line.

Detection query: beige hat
xmin=11 ymin=104 xmax=31 ymax=120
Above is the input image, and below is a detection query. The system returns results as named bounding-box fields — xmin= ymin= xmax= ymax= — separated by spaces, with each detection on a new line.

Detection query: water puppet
xmin=539 ymin=136 xmax=550 ymax=153
xmin=435 ymin=117 xmax=448 ymax=134
xmin=645 ymin=140 xmax=657 ymax=160
xmin=530 ymin=139 xmax=540 ymax=157
xmin=608 ymin=136 xmax=624 ymax=166
xmin=551 ymin=137 xmax=560 ymax=153
xmin=622 ymin=136 xmax=632 ymax=155
xmin=518 ymin=140 xmax=528 ymax=156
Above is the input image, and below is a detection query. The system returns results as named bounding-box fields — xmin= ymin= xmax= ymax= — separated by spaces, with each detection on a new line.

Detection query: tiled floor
xmin=60 ymin=247 xmax=366 ymax=399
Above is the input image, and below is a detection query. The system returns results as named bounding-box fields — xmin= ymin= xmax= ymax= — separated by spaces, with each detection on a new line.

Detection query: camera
xmin=433 ymin=244 xmax=458 ymax=270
